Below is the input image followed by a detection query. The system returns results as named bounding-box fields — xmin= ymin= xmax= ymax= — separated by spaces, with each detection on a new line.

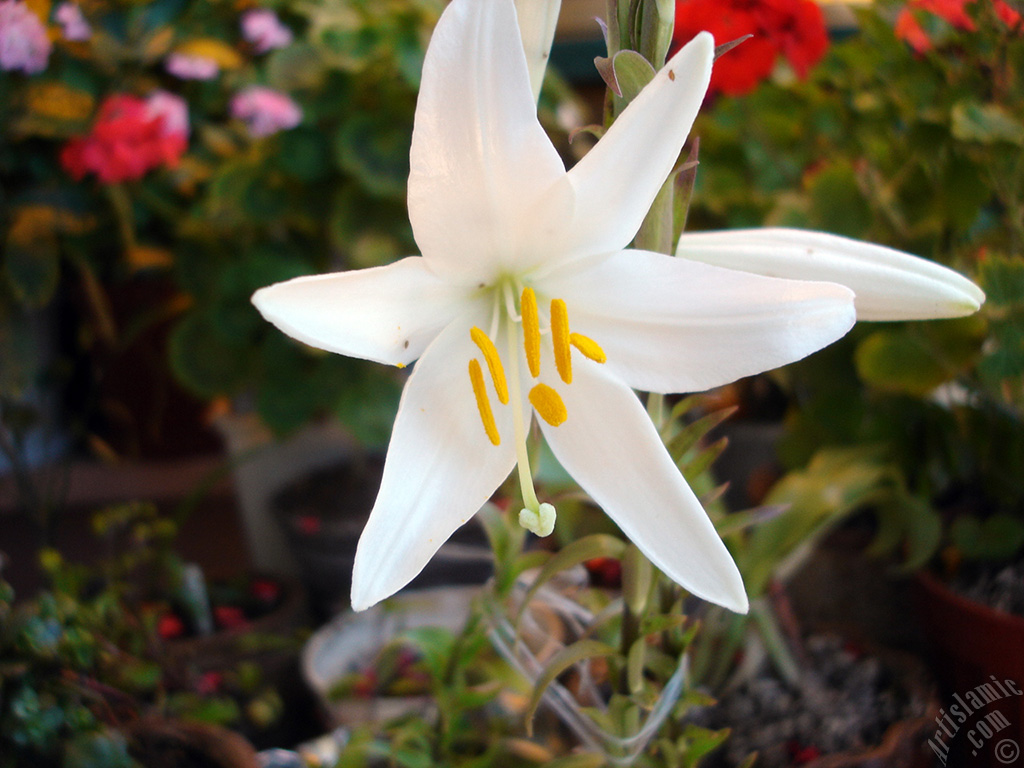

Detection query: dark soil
xmin=129 ymin=733 xmax=225 ymax=768
xmin=948 ymin=559 xmax=1024 ymax=618
xmin=691 ymin=634 xmax=929 ymax=768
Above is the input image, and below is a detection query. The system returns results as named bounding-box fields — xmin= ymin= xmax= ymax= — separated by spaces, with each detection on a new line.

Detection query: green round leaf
xmin=334 ymin=112 xmax=411 ymax=199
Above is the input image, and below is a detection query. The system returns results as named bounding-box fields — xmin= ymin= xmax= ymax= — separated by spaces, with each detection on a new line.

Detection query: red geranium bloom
xmin=250 ymin=577 xmax=281 ymax=603
xmin=757 ymin=0 xmax=828 ymax=78
xmin=157 ymin=612 xmax=186 ymax=640
xmin=213 ymin=605 xmax=250 ymax=630
xmin=673 ymin=0 xmax=828 ymax=96
xmin=61 ymin=91 xmax=188 ymax=183
xmin=896 ymin=0 xmax=1023 ymax=52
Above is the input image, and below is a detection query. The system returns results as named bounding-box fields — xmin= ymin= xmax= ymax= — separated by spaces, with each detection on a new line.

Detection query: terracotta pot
xmin=126 ymin=718 xmax=259 ymax=768
xmin=915 ymin=571 xmax=1024 ymax=768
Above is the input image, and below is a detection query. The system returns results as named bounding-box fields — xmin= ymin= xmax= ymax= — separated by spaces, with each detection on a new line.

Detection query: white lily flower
xmin=252 ymin=0 xmax=858 ymax=614
xmin=675 ymin=228 xmax=985 ymax=322
xmin=514 ymin=0 xmax=562 ymax=102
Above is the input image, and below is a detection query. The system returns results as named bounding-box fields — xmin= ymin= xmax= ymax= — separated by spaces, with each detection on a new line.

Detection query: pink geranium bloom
xmin=55 ymin=2 xmax=91 ymax=41
xmin=165 ymin=52 xmax=220 ymax=80
xmin=241 ymin=9 xmax=293 ymax=53
xmin=0 ymin=0 xmax=51 ymax=74
xmin=231 ymin=86 xmax=301 ymax=138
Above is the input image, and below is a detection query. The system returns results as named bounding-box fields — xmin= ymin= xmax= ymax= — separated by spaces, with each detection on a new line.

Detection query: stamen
xmin=550 ymin=299 xmax=572 ymax=384
xmin=529 ymin=383 xmax=567 ymax=427
xmin=470 ymin=327 xmax=508 ymax=404
xmin=519 ymin=502 xmax=556 ymax=537
xmin=469 ymin=359 xmax=500 ymax=445
xmin=570 ymin=332 xmax=607 ymax=364
xmin=521 ymin=287 xmax=541 ymax=378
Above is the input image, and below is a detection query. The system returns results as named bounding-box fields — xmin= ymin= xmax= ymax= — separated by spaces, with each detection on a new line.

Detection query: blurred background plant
xmin=0 ymin=500 xmax=298 ymax=767
xmin=0 ymin=0 xmax=422 ymax=542
xmin=687 ymin=0 xmax=1024 ymax=577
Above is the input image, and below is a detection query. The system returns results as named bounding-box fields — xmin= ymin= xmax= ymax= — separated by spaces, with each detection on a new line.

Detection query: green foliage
xmin=692 ymin=0 xmax=1024 ymax=568
xmin=0 ymin=0 xmax=459 ymax=462
xmin=0 ymin=503 xmax=293 ymax=767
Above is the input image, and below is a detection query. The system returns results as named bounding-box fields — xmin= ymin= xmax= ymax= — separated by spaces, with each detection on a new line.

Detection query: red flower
xmin=295 ymin=514 xmax=321 ymax=535
xmin=157 ymin=612 xmax=186 ymax=640
xmin=896 ymin=0 xmax=1022 ymax=52
xmin=213 ymin=605 xmax=250 ymax=630
xmin=585 ymin=556 xmax=623 ymax=588
xmin=673 ymin=0 xmax=827 ymax=96
xmin=250 ymin=578 xmax=281 ymax=603
xmin=60 ymin=92 xmax=188 ymax=183
xmin=196 ymin=670 xmax=224 ymax=695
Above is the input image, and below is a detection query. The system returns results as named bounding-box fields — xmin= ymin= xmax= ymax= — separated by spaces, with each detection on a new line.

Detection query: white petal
xmin=543 ymin=249 xmax=856 ymax=394
xmin=408 ymin=0 xmax=571 ymax=283
xmin=350 ymin=314 xmax=519 ymax=611
xmin=557 ymin=32 xmax=713 ymax=262
xmin=514 ymin=0 xmax=562 ymax=103
xmin=675 ymin=228 xmax=985 ymax=321
xmin=252 ymin=257 xmax=470 ymax=366
xmin=538 ymin=362 xmax=748 ymax=612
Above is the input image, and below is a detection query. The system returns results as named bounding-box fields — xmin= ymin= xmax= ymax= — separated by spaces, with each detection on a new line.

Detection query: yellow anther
xmin=529 ymin=383 xmax=567 ymax=427
xmin=570 ymin=332 xmax=607 ymax=364
xmin=550 ymin=299 xmax=572 ymax=385
xmin=469 ymin=359 xmax=500 ymax=446
xmin=521 ymin=287 xmax=541 ymax=378
xmin=470 ymin=327 xmax=508 ymax=404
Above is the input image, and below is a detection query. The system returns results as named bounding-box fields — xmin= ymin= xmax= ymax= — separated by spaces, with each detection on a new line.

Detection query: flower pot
xmin=301 ymin=586 xmax=478 ymax=727
xmin=914 ymin=570 xmax=1024 ymax=768
xmin=693 ymin=632 xmax=939 ymax=768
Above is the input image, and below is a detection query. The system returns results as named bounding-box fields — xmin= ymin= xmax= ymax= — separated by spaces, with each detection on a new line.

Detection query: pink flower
xmin=55 ymin=2 xmax=90 ymax=41
xmin=0 ymin=0 xmax=51 ymax=74
xmin=231 ymin=86 xmax=301 ymax=138
xmin=241 ymin=9 xmax=293 ymax=54
xmin=165 ymin=52 xmax=220 ymax=80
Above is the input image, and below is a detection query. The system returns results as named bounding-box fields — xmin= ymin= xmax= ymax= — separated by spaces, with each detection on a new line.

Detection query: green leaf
xmin=612 ymin=49 xmax=657 ymax=102
xmin=951 ymin=515 xmax=1024 ymax=562
xmin=951 ymin=101 xmax=1024 ymax=145
xmin=517 ymin=534 xmax=626 ymax=621
xmin=979 ymin=254 xmax=1024 ymax=307
xmin=807 ymin=161 xmax=871 ymax=237
xmin=3 ymin=240 xmax=59 ymax=307
xmin=277 ymin=127 xmax=333 ymax=183
xmin=334 ymin=112 xmax=412 ymax=198
xmin=622 ymin=543 xmax=652 ymax=615
xmin=168 ymin=310 xmax=252 ymax=398
xmin=898 ymin=495 xmax=942 ymax=573
xmin=854 ymin=330 xmax=951 ymax=396
xmin=524 ymin=639 xmax=618 ymax=733
xmin=626 ymin=636 xmax=646 ymax=695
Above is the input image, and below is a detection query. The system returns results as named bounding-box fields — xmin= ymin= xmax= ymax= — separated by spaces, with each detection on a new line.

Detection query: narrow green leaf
xmin=518 ymin=534 xmax=626 ymax=621
xmin=525 ymin=639 xmax=618 ymax=733
xmin=668 ymin=406 xmax=736 ymax=460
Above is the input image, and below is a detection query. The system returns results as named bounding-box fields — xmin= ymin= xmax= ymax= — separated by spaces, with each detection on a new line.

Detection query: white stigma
xmin=519 ymin=502 xmax=556 ymax=537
